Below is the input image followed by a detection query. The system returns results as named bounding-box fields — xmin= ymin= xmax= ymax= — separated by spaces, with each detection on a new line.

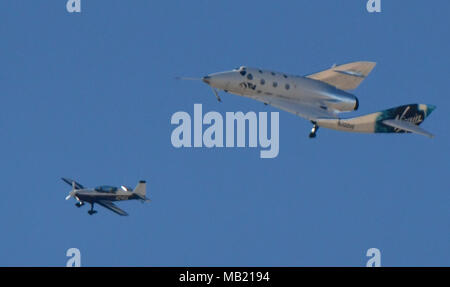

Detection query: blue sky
xmin=0 ymin=1 xmax=448 ymax=266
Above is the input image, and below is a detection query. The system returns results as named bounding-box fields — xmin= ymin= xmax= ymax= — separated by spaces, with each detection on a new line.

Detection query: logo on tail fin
xmin=375 ymin=104 xmax=435 ymax=133
xmin=392 ymin=106 xmax=422 ymax=132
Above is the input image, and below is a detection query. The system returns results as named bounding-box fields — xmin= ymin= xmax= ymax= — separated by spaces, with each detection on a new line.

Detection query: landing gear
xmin=211 ymin=87 xmax=222 ymax=102
xmin=75 ymin=202 xmax=85 ymax=208
xmin=309 ymin=122 xmax=319 ymax=138
xmin=88 ymin=203 xmax=97 ymax=215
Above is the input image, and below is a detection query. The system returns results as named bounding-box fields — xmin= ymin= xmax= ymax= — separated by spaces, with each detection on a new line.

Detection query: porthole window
xmin=273 ymin=82 xmax=278 ymax=88
xmin=260 ymin=79 xmax=265 ymax=85
xmin=258 ymin=70 xmax=263 ymax=73
xmin=240 ymin=70 xmax=246 ymax=76
xmin=283 ymin=74 xmax=288 ymax=78
xmin=271 ymin=72 xmax=276 ymax=76
xmin=247 ymin=73 xmax=253 ymax=80
xmin=285 ymin=83 xmax=290 ymax=90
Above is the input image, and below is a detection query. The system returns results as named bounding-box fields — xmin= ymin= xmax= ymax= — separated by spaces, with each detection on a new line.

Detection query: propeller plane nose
xmin=65 ymin=190 xmax=77 ymax=200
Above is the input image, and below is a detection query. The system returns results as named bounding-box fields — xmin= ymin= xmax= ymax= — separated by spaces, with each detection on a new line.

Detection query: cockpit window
xmin=237 ymin=66 xmax=247 ymax=73
xmin=95 ymin=185 xmax=117 ymax=193
xmin=247 ymin=73 xmax=253 ymax=80
xmin=240 ymin=70 xmax=247 ymax=76
xmin=258 ymin=70 xmax=263 ymax=73
xmin=283 ymin=74 xmax=288 ymax=78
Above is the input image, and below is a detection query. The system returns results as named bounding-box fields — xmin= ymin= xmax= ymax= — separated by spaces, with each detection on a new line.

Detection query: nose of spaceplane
xmin=201 ymin=72 xmax=232 ymax=90
xmin=202 ymin=75 xmax=211 ymax=84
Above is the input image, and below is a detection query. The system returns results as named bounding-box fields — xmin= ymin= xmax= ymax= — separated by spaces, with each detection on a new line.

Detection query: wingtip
xmin=365 ymin=61 xmax=377 ymax=70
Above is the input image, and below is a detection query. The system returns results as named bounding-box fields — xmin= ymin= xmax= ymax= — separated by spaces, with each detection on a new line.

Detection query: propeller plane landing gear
xmin=88 ymin=203 xmax=97 ymax=215
xmin=309 ymin=122 xmax=319 ymax=138
xmin=75 ymin=202 xmax=85 ymax=208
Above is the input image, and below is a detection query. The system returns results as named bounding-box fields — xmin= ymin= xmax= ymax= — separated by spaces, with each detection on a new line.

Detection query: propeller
xmin=65 ymin=182 xmax=78 ymax=200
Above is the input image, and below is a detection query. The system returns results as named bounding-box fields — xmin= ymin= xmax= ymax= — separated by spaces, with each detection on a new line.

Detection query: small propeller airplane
xmin=62 ymin=178 xmax=150 ymax=216
xmin=179 ymin=62 xmax=436 ymax=138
